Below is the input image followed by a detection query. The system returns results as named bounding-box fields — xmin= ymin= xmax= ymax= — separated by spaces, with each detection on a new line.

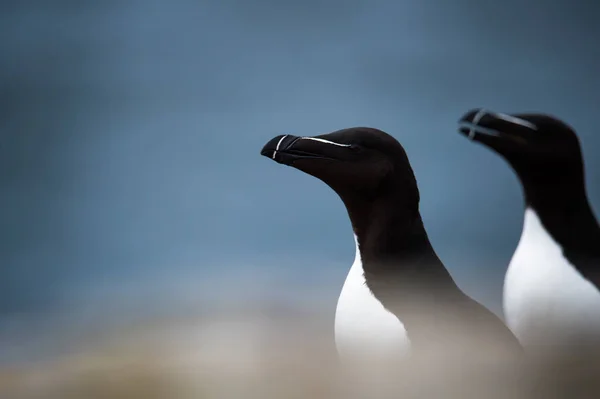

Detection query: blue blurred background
xmin=1 ymin=0 xmax=598 ymax=363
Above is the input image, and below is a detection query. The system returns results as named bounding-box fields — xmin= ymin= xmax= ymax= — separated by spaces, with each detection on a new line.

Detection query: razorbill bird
xmin=260 ymin=128 xmax=522 ymax=363
xmin=458 ymin=109 xmax=600 ymax=349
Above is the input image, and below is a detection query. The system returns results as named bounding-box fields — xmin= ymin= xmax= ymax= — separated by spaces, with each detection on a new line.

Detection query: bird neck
xmin=522 ymin=171 xmax=600 ymax=255
xmin=345 ymin=195 xmax=460 ymax=300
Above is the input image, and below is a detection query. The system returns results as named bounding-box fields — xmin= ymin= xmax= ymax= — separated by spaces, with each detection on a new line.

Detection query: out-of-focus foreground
xmin=2 ymin=304 xmax=600 ymax=399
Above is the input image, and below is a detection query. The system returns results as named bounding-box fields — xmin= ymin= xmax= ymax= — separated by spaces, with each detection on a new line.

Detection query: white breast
xmin=503 ymin=208 xmax=600 ymax=347
xmin=334 ymin=236 xmax=410 ymax=364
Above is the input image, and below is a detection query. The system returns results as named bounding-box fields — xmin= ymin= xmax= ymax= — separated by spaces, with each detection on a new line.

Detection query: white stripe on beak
xmin=273 ymin=135 xmax=288 ymax=160
xmin=468 ymin=109 xmax=490 ymax=140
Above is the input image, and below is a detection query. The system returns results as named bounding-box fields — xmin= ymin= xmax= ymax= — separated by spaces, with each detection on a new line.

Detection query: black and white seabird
xmin=458 ymin=109 xmax=600 ymax=348
xmin=260 ymin=128 xmax=521 ymax=364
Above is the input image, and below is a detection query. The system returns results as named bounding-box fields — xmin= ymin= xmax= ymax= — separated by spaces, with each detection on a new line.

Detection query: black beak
xmin=458 ymin=108 xmax=538 ymax=145
xmin=260 ymin=134 xmax=338 ymax=165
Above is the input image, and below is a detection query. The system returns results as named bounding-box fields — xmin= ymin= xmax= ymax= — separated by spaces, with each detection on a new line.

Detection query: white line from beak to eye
xmin=273 ymin=135 xmax=288 ymax=160
xmin=300 ymin=137 xmax=352 ymax=147
xmin=467 ymin=110 xmax=538 ymax=140
xmin=492 ymin=112 xmax=538 ymax=131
